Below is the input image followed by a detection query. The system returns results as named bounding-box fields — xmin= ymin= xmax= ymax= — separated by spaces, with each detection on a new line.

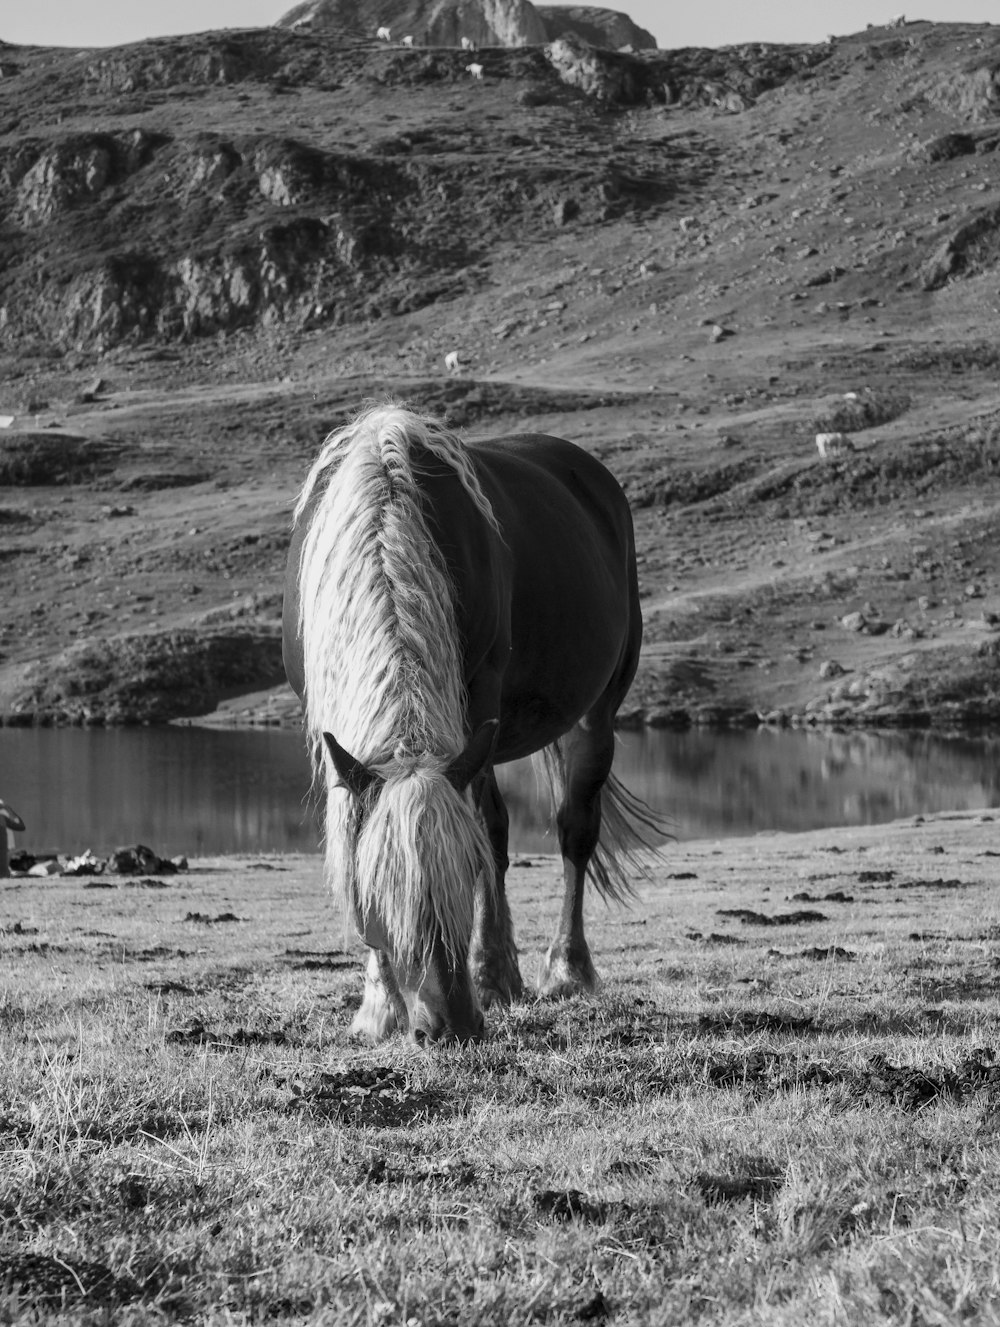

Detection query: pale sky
xmin=2 ymin=2 xmax=997 ymax=52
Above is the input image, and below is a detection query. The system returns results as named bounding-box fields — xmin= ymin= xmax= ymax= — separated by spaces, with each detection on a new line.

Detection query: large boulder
xmin=276 ymin=0 xmax=547 ymax=46
xmin=545 ymin=34 xmax=651 ymax=103
xmin=916 ymin=54 xmax=1000 ymax=121
xmin=536 ymin=5 xmax=656 ymax=51
xmin=921 ymin=204 xmax=1000 ymax=290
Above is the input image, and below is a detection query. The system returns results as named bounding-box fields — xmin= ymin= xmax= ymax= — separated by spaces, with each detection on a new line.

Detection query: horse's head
xmin=325 ymin=720 xmax=498 ymax=1045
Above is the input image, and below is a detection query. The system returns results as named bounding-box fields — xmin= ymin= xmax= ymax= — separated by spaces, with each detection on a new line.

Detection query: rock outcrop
xmin=917 ymin=53 xmax=1000 ymax=121
xmin=545 ymin=34 xmax=668 ymax=102
xmin=277 ymin=0 xmax=547 ymax=46
xmin=921 ymin=204 xmax=1000 ymax=290
xmin=6 ymin=629 xmax=286 ymax=726
xmin=537 ymin=5 xmax=656 ymax=51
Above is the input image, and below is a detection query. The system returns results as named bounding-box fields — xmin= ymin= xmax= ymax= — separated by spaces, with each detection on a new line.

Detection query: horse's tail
xmin=534 ymin=741 xmax=670 ymax=903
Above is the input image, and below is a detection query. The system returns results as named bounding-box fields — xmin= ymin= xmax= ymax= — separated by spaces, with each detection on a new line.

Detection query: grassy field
xmin=2 ymin=812 xmax=1000 ymax=1324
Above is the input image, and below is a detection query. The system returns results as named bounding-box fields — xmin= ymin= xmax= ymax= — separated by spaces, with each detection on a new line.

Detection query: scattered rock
xmin=716 ymin=908 xmax=828 ymax=926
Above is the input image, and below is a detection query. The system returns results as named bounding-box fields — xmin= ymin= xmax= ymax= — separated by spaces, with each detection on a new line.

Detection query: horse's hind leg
xmin=469 ymin=768 xmax=523 ymax=1007
xmin=539 ymin=716 xmax=615 ymax=998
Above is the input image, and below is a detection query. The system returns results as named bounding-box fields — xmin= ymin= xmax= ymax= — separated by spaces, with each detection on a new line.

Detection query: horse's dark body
xmin=285 ymin=434 xmax=641 ymax=762
xmin=283 ymin=415 xmax=653 ymax=1043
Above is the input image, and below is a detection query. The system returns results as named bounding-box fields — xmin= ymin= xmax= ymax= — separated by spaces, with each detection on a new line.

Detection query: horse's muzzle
xmin=409 ymin=1010 xmax=485 ymax=1047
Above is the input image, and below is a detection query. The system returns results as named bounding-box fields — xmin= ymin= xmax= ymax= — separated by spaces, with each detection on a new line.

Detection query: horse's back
xmin=471 ymin=435 xmax=634 ymax=550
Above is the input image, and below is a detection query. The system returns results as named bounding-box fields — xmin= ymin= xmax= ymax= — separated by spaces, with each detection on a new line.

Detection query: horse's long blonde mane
xmin=293 ymin=403 xmax=498 ymax=963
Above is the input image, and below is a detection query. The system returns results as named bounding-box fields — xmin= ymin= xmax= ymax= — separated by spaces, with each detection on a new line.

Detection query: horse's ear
xmin=323 ymin=733 xmax=379 ymax=801
xmin=445 ymin=719 xmax=499 ymax=792
xmin=0 ymin=801 xmax=24 ymax=833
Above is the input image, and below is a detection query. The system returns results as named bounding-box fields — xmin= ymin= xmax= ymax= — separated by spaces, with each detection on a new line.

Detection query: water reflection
xmin=1 ymin=725 xmax=998 ymax=858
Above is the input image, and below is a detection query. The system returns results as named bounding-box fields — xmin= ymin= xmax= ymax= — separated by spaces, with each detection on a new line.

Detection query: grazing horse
xmin=282 ymin=404 xmax=662 ymax=1044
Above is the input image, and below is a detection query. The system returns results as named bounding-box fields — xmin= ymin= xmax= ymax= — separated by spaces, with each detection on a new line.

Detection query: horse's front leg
xmin=469 ymin=768 xmax=523 ymax=1008
xmin=350 ymin=948 xmax=408 ymax=1040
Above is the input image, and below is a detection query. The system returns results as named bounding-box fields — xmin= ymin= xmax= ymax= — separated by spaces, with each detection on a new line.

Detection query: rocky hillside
xmin=3 ymin=19 xmax=1000 ymax=729
xmin=536 ymin=6 xmax=656 ymax=51
xmin=275 ymin=0 xmax=548 ymax=46
xmin=275 ymin=0 xmax=655 ymax=49
xmin=0 ymin=32 xmax=822 ymax=356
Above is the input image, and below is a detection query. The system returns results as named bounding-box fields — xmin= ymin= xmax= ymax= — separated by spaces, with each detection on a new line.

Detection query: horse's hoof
xmin=538 ymin=974 xmax=599 ymax=1000
xmin=539 ymin=947 xmax=599 ymax=999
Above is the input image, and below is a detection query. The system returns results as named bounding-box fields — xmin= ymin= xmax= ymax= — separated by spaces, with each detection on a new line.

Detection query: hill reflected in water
xmin=3 ymin=726 xmax=999 ymax=860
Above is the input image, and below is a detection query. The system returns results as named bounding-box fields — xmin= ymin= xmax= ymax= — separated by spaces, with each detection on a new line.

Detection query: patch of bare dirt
xmin=285 ymin=1067 xmax=445 ymax=1125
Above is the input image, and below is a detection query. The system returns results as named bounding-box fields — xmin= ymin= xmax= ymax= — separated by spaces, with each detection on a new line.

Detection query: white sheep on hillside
xmin=815 ymin=432 xmax=856 ymax=459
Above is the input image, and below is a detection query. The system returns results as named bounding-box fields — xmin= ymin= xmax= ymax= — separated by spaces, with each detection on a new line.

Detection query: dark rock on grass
xmin=113 ymin=844 xmax=177 ymax=874
xmin=167 ymin=1019 xmax=292 ymax=1047
xmin=289 ymin=956 xmax=356 ymax=970
xmin=707 ymin=1050 xmax=777 ymax=1087
xmin=576 ymin=1288 xmax=612 ymax=1322
xmin=288 ymin=1067 xmax=443 ymax=1126
xmin=0 ymin=1253 xmax=139 ymax=1308
xmin=797 ymin=945 xmax=856 ymax=960
xmin=533 ymin=1187 xmax=609 ymax=1223
xmin=700 ymin=1011 xmax=814 ymax=1033
xmin=699 ymin=1048 xmax=1000 ymax=1109
xmin=694 ymin=1155 xmax=784 ymax=1205
xmin=790 ymin=889 xmax=854 ymax=902
xmin=850 ymin=1051 xmax=1000 ymax=1111
xmin=895 ymin=877 xmax=967 ymax=890
xmin=716 ymin=908 xmax=828 ymax=925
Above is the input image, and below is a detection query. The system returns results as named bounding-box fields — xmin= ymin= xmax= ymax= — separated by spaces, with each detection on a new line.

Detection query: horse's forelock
xmin=295 ymin=401 xmax=499 ymax=952
xmin=354 ymin=767 xmax=493 ymax=967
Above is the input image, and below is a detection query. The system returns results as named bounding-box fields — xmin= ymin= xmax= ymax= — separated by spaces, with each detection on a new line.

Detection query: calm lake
xmin=3 ymin=726 xmax=1000 ymax=860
